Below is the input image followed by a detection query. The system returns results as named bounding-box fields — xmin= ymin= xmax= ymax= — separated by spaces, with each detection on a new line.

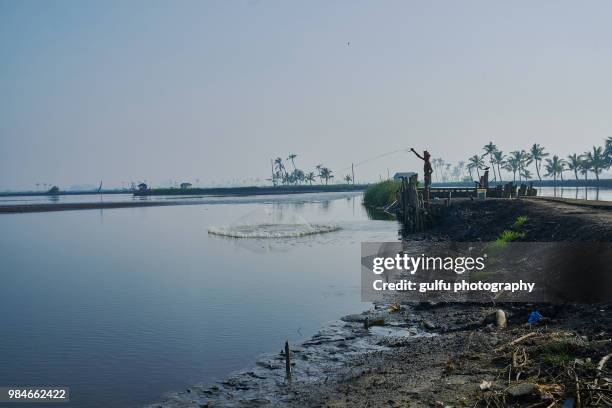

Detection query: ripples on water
xmin=0 ymin=192 xmax=401 ymax=408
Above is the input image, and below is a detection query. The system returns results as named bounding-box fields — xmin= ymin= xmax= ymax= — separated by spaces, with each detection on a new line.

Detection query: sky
xmin=1 ymin=0 xmax=611 ymax=190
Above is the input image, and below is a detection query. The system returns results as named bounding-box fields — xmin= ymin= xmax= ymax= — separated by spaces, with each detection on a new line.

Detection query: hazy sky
xmin=1 ymin=0 xmax=611 ymax=189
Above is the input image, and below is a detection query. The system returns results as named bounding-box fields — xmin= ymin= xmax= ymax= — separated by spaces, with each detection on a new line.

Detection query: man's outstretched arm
xmin=410 ymin=148 xmax=424 ymax=161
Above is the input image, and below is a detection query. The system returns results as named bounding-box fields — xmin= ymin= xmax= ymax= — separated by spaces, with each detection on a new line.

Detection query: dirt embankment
xmin=415 ymin=197 xmax=612 ymax=242
xmin=285 ymin=198 xmax=612 ymax=408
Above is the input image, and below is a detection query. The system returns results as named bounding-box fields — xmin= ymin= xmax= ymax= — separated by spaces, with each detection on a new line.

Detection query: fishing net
xmin=208 ymin=209 xmax=340 ymax=238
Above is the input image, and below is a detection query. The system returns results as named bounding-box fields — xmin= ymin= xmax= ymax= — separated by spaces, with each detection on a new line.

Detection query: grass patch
xmin=493 ymin=230 xmax=526 ymax=248
xmin=498 ymin=230 xmax=526 ymax=242
xmin=539 ymin=340 xmax=576 ymax=367
xmin=513 ymin=215 xmax=529 ymax=229
xmin=363 ymin=180 xmax=401 ymax=208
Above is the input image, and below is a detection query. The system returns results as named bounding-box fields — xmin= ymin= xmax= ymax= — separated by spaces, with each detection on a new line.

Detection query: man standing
xmin=410 ymin=148 xmax=433 ymax=200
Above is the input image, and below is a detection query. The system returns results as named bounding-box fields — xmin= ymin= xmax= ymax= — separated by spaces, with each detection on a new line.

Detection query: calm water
xmin=0 ymin=192 xmax=400 ymax=408
xmin=537 ymin=186 xmax=612 ymax=201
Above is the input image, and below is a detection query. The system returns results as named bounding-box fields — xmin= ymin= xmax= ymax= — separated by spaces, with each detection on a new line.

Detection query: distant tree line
xmin=270 ymin=154 xmax=349 ymax=186
xmin=429 ymin=137 xmax=611 ymax=185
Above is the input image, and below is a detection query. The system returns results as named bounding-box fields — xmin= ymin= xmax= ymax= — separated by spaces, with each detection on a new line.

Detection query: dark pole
xmin=284 ymin=340 xmax=291 ymax=379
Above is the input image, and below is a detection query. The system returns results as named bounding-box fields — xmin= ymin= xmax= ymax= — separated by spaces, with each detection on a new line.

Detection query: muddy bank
xmin=406 ymin=197 xmax=612 ymax=242
xmin=148 ymin=198 xmax=611 ymax=408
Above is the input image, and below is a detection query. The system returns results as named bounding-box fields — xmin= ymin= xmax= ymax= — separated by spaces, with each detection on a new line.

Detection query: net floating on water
xmin=208 ymin=223 xmax=340 ymax=238
xmin=208 ymin=209 xmax=340 ymax=238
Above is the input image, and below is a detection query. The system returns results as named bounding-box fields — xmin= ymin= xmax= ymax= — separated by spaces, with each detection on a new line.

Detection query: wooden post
xmin=284 ymin=340 xmax=291 ymax=378
xmin=404 ymin=174 xmax=423 ymax=231
xmin=351 ymin=163 xmax=355 ymax=185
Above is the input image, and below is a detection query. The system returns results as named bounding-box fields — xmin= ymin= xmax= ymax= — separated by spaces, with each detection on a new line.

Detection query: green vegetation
xmin=512 ymin=215 xmax=529 ymax=229
xmin=47 ymin=186 xmax=60 ymax=195
xmin=363 ymin=180 xmax=401 ymax=208
xmin=539 ymin=340 xmax=577 ymax=367
xmin=489 ymin=215 xmax=528 ymax=250
xmin=498 ymin=230 xmax=525 ymax=242
xmin=271 ymin=155 xmax=337 ymax=186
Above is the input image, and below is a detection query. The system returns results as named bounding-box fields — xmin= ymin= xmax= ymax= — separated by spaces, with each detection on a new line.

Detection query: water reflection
xmin=364 ymin=205 xmax=396 ymax=221
xmin=0 ymin=192 xmax=399 ymax=408
xmin=538 ymin=186 xmax=608 ymax=201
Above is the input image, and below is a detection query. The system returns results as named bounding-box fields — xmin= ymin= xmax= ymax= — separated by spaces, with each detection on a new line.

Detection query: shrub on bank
xmin=363 ymin=180 xmax=401 ymax=207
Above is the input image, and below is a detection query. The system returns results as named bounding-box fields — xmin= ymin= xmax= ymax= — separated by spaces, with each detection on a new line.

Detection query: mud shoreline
xmin=149 ymin=198 xmax=611 ymax=408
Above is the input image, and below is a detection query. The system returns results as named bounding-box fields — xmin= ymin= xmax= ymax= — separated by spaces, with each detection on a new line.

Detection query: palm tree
xmin=559 ymin=158 xmax=566 ymax=182
xmin=305 ymin=172 xmax=316 ymax=185
xmin=483 ymin=142 xmax=498 ymax=181
xmin=521 ymin=168 xmax=532 ymax=181
xmin=529 ymin=144 xmax=549 ymax=183
xmin=320 ymin=167 xmax=333 ymax=185
xmin=503 ymin=158 xmax=520 ymax=182
xmin=274 ymin=157 xmax=286 ymax=177
xmin=315 ymin=164 xmax=323 ymax=183
xmin=492 ymin=150 xmax=505 ymax=183
xmin=457 ymin=161 xmax=466 ymax=181
xmin=293 ymin=169 xmax=305 ymax=185
xmin=509 ymin=150 xmax=532 ymax=182
xmin=579 ymin=155 xmax=591 ymax=182
xmin=566 ymin=154 xmax=581 ymax=181
xmin=466 ymin=162 xmax=475 ymax=181
xmin=468 ymin=155 xmax=484 ymax=180
xmin=344 ymin=174 xmax=352 ymax=184
xmin=287 ymin=154 xmax=297 ymax=170
xmin=583 ymin=146 xmax=605 ymax=182
xmin=544 ymin=155 xmax=564 ymax=183
xmin=604 ymin=137 xmax=612 ymax=169
xmin=439 ymin=159 xmax=447 ymax=181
